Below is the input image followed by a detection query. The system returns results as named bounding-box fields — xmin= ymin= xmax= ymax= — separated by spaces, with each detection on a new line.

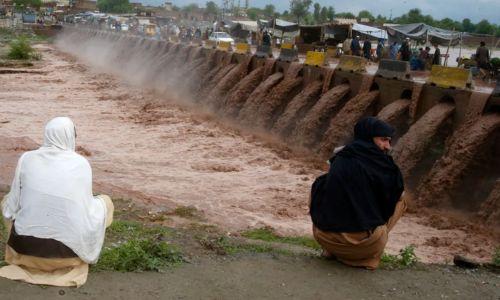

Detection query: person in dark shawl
xmin=310 ymin=117 xmax=406 ymax=269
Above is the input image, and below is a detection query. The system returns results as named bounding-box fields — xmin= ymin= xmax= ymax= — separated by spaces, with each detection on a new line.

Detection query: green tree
xmin=475 ymin=19 xmax=494 ymax=34
xmin=290 ymin=0 xmax=312 ymax=24
xmin=182 ymin=3 xmax=199 ymax=13
xmin=97 ymin=0 xmax=132 ymax=13
xmin=313 ymin=3 xmax=321 ymax=23
xmin=247 ymin=7 xmax=262 ymax=20
xmin=462 ymin=18 xmax=475 ymax=33
xmin=13 ymin=0 xmax=42 ymax=10
xmin=205 ymin=1 xmax=219 ymax=17
xmin=327 ymin=6 xmax=335 ymax=21
xmin=320 ymin=7 xmax=328 ymax=23
xmin=335 ymin=12 xmax=355 ymax=19
xmin=358 ymin=10 xmax=374 ymax=21
xmin=407 ymin=8 xmax=423 ymax=23
xmin=375 ymin=14 xmax=387 ymax=24
xmin=263 ymin=4 xmax=275 ymax=17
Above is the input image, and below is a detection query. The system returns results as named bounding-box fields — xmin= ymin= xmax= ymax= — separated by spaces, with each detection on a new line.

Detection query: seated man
xmin=310 ymin=117 xmax=406 ymax=269
xmin=0 ymin=117 xmax=113 ymax=287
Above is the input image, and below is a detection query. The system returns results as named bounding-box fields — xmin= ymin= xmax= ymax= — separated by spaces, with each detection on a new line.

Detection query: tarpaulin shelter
xmin=258 ymin=18 xmax=299 ymax=32
xmin=227 ymin=20 xmax=258 ymax=39
xmin=386 ymin=23 xmax=461 ymax=46
xmin=352 ymin=23 xmax=387 ymax=40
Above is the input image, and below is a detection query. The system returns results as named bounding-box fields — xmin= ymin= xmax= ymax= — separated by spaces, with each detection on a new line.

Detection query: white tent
xmin=352 ymin=23 xmax=387 ymax=40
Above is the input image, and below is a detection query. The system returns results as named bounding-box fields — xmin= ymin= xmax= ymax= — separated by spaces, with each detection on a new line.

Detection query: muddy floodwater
xmin=0 ymin=44 xmax=496 ymax=264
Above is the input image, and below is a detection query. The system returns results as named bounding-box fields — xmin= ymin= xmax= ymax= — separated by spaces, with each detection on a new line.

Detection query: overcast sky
xmin=142 ymin=0 xmax=500 ymax=24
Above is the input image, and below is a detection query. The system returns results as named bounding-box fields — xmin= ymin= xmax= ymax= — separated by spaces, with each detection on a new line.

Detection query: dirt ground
xmin=0 ymin=43 xmax=497 ymax=266
xmin=0 ymin=255 xmax=498 ymax=300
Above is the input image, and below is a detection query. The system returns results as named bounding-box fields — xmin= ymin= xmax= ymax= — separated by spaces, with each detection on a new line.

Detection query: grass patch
xmin=381 ymin=245 xmax=419 ymax=269
xmin=241 ymin=227 xmax=321 ymax=250
xmin=94 ymin=238 xmax=183 ymax=272
xmin=93 ymin=220 xmax=183 ymax=272
xmin=173 ymin=205 xmax=199 ymax=218
xmin=198 ymin=235 xmax=291 ymax=256
xmin=493 ymin=247 xmax=500 ymax=267
xmin=7 ymin=36 xmax=40 ymax=60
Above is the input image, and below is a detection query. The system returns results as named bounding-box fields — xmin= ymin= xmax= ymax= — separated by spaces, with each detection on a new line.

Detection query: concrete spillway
xmin=57 ymin=27 xmax=500 ymax=222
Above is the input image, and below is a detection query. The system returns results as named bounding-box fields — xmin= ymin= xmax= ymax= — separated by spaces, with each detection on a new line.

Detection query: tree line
xmin=70 ymin=0 xmax=500 ymax=37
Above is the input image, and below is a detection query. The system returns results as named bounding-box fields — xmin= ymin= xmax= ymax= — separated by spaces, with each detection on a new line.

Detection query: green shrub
xmin=381 ymin=245 xmax=418 ymax=269
xmin=7 ymin=36 xmax=38 ymax=60
xmin=94 ymin=239 xmax=183 ymax=272
xmin=241 ymin=227 xmax=321 ymax=250
xmin=493 ymin=247 xmax=500 ymax=267
xmin=491 ymin=57 xmax=500 ymax=69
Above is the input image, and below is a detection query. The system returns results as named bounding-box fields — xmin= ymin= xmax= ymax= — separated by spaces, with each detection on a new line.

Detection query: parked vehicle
xmin=209 ymin=32 xmax=235 ymax=46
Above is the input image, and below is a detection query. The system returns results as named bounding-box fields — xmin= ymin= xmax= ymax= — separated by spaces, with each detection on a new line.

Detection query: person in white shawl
xmin=0 ymin=117 xmax=113 ymax=287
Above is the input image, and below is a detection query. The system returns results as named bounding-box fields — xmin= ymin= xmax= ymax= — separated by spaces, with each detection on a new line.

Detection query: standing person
xmin=399 ymin=38 xmax=411 ymax=61
xmin=475 ymin=41 xmax=491 ymax=70
xmin=310 ymin=117 xmax=406 ymax=270
xmin=432 ymin=44 xmax=441 ymax=65
xmin=389 ymin=42 xmax=398 ymax=60
xmin=363 ymin=38 xmax=372 ymax=60
xmin=376 ymin=39 xmax=384 ymax=61
xmin=418 ymin=47 xmax=430 ymax=70
xmin=351 ymin=36 xmax=361 ymax=56
xmin=262 ymin=30 xmax=271 ymax=47
xmin=0 ymin=117 xmax=114 ymax=287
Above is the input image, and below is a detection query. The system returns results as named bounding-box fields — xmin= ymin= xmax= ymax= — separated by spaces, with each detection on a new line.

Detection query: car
xmin=121 ymin=23 xmax=129 ymax=31
xmin=209 ymin=32 xmax=235 ymax=46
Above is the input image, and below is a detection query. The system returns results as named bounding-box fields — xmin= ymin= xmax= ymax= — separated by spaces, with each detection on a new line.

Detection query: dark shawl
xmin=310 ymin=117 xmax=404 ymax=232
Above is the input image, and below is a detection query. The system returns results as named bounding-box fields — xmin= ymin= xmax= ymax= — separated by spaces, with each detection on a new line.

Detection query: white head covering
xmin=2 ymin=117 xmax=108 ymax=263
xmin=43 ymin=117 xmax=76 ymax=151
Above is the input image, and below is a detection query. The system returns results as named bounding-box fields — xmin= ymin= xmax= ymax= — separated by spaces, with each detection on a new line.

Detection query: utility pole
xmin=245 ymin=0 xmax=249 ymax=9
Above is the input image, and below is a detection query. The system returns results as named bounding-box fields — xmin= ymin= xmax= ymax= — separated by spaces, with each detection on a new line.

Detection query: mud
xmin=478 ymin=179 xmax=500 ymax=227
xmin=392 ymin=102 xmax=455 ymax=178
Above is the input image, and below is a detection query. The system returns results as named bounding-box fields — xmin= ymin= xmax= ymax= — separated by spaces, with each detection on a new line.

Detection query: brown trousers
xmin=313 ymin=195 xmax=407 ymax=269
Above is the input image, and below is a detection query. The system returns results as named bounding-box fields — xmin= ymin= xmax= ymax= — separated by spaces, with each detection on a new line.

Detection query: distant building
xmin=164 ymin=1 xmax=172 ymax=11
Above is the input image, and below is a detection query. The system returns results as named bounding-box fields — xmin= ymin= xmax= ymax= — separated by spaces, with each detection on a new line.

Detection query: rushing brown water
xmin=392 ymin=103 xmax=455 ymax=178
xmin=206 ymin=61 xmax=249 ymax=110
xmin=417 ymin=114 xmax=500 ymax=207
xmin=253 ymin=63 xmax=304 ymax=129
xmin=292 ymin=84 xmax=351 ymax=147
xmin=238 ymin=72 xmax=284 ymax=124
xmin=271 ymin=80 xmax=323 ymax=137
xmin=318 ymin=90 xmax=380 ymax=157
xmin=221 ymin=66 xmax=265 ymax=117
xmin=377 ymin=99 xmax=411 ymax=124
xmin=51 ymin=29 xmax=500 ymax=263
xmin=477 ymin=179 xmax=500 ymax=226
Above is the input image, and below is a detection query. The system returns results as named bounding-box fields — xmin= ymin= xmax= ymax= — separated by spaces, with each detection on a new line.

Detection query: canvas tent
xmin=258 ymin=18 xmax=299 ymax=33
xmin=386 ymin=23 xmax=461 ymax=46
xmin=352 ymin=23 xmax=387 ymax=40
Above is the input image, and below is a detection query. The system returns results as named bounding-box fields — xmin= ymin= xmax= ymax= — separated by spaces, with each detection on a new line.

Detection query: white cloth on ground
xmin=1 ymin=117 xmax=108 ymax=264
